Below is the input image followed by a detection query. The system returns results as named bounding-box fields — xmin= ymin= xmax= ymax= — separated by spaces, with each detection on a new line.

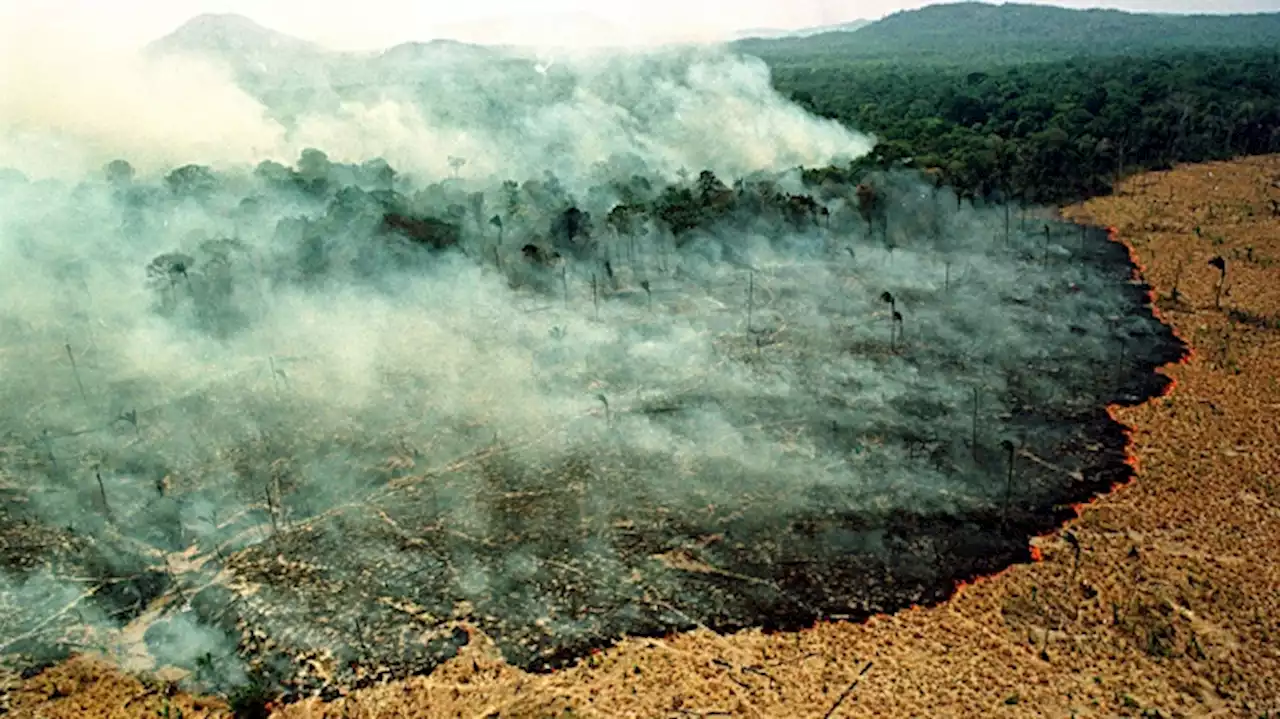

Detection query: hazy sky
xmin=2 ymin=0 xmax=1279 ymax=50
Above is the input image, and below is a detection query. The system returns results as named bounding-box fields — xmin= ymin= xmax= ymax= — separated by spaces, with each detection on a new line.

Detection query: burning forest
xmin=0 ymin=18 xmax=1185 ymax=707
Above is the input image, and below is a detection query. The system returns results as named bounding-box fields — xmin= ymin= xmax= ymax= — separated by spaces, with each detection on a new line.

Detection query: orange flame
xmin=950 ymin=223 xmax=1189 ymax=599
xmin=1059 ymin=227 xmax=1189 ymax=533
xmin=820 ymin=224 xmax=1190 ymax=622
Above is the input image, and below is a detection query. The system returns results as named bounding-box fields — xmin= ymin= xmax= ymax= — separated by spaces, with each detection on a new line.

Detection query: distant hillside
xmin=146 ymin=13 xmax=327 ymax=64
xmin=147 ymin=14 xmax=518 ymax=98
xmin=733 ymin=2 xmax=1280 ymax=65
xmin=730 ymin=19 xmax=869 ymax=42
xmin=146 ymin=13 xmax=341 ymax=91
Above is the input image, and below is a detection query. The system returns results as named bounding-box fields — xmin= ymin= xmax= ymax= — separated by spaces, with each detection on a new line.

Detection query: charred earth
xmin=0 ymin=160 xmax=1185 ymax=703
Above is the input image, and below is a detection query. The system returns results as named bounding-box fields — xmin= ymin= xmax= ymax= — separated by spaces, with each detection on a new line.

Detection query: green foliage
xmin=144 ymin=239 xmax=253 ymax=337
xmin=550 ymin=206 xmax=590 ymax=246
xmin=653 ymin=185 xmax=704 ymax=236
xmin=164 ymin=164 xmax=219 ymax=198
xmin=733 ymin=2 xmax=1280 ymax=205
xmin=252 ymin=159 xmax=293 ymax=188
xmin=361 ymin=157 xmax=396 ymax=190
xmin=767 ymin=48 xmax=1280 ymax=204
xmin=382 ymin=213 xmax=461 ymax=250
xmin=104 ymin=159 xmax=135 ymax=185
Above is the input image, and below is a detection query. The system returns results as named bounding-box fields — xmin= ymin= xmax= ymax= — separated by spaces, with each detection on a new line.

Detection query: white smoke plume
xmin=0 ymin=14 xmax=872 ymax=183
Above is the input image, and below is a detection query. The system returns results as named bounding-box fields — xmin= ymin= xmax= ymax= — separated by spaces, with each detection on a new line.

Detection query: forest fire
xmin=0 ymin=27 xmax=1187 ymax=706
xmin=952 ymin=220 xmax=1189 ymax=602
xmin=0 ymin=165 xmax=1184 ymax=701
xmin=1044 ymin=222 xmax=1193 ymax=523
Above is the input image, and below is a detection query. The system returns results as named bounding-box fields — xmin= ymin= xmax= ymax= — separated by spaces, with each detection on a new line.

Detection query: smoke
xmin=0 ymin=16 xmax=871 ymax=184
xmin=0 ymin=23 xmax=284 ymax=178
xmin=0 ymin=16 xmax=1180 ymax=701
xmin=284 ymin=49 xmax=867 ymax=187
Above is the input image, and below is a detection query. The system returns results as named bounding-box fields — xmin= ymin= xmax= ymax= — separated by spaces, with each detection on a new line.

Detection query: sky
xmin=1 ymin=0 xmax=1279 ymax=51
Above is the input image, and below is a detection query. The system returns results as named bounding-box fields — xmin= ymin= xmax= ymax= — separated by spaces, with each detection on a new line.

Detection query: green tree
xmin=164 ymin=164 xmax=219 ymax=198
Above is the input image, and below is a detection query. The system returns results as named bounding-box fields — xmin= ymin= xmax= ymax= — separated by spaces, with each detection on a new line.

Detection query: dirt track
xmin=5 ymin=156 xmax=1280 ymax=718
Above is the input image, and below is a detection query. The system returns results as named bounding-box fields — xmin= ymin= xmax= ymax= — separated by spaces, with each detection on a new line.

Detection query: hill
xmin=145 ymin=13 xmax=341 ymax=91
xmin=733 ymin=2 xmax=1280 ymax=65
xmin=730 ymin=19 xmax=870 ymax=41
xmin=145 ymin=13 xmax=328 ymax=65
xmin=145 ymin=14 xmax=530 ymax=104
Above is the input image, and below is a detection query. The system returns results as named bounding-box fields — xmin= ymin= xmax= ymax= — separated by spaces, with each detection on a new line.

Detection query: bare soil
xmin=5 ymin=155 xmax=1279 ymax=718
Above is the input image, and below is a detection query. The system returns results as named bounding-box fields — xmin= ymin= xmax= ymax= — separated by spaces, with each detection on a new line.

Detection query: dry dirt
xmin=4 ymin=155 xmax=1279 ymax=718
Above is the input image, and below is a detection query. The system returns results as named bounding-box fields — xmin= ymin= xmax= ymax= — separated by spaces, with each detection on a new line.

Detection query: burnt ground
xmin=0 ymin=222 xmax=1185 ymax=704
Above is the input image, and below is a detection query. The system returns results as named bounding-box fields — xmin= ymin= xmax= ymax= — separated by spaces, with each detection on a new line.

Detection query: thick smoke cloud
xmin=0 ymin=17 xmax=1178 ymax=700
xmin=0 ymin=23 xmax=284 ymax=178
xmin=0 ymin=16 xmax=872 ymax=184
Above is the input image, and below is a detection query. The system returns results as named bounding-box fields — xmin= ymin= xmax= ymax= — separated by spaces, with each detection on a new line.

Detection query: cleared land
xmin=4 ymin=155 xmax=1279 ymax=718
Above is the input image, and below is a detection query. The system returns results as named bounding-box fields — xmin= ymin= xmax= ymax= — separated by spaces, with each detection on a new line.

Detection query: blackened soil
xmin=0 ymin=223 xmax=1186 ymax=704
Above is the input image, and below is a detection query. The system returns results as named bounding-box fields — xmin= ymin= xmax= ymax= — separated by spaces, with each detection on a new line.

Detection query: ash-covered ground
xmin=0 ymin=21 xmax=1183 ymax=703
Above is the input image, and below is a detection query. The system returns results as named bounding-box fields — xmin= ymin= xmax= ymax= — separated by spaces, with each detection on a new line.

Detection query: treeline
xmin=79 ymin=151 xmax=913 ymax=315
xmin=771 ymin=49 xmax=1280 ymax=204
xmin=96 ymin=150 xmax=883 ymax=256
xmin=56 ymin=150 xmax=952 ymax=339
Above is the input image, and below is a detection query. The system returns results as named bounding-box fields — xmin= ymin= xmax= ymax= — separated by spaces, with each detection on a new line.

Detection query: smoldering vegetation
xmin=0 ymin=29 xmax=1183 ymax=702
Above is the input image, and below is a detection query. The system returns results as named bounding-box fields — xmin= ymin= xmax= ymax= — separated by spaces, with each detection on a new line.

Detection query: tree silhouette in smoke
xmin=104 ymin=159 xmax=135 ymax=186
xmin=550 ymin=206 xmax=592 ymax=257
xmin=254 ymin=159 xmax=295 ymax=188
xmin=489 ymin=214 xmax=505 ymax=245
xmin=146 ymin=252 xmax=193 ymax=286
xmin=606 ymin=203 xmax=641 ymax=237
xmin=361 ymin=158 xmax=397 ymax=191
xmin=855 ymin=179 xmax=892 ymax=244
xmin=784 ymin=192 xmax=821 ymax=228
xmin=165 ymin=164 xmax=219 ymax=198
xmin=296 ymin=148 xmax=332 ymax=195
xmin=381 ymin=213 xmax=460 ymax=251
